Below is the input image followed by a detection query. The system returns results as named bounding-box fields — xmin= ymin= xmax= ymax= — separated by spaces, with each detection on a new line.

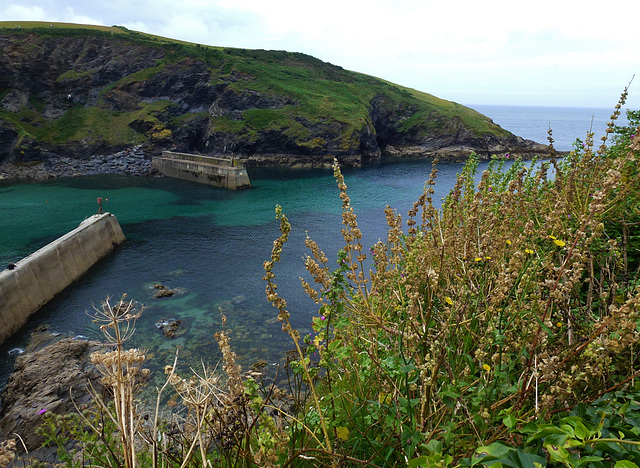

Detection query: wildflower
xmin=444 ymin=296 xmax=453 ymax=306
xmin=320 ymin=315 xmax=326 ymax=321
xmin=336 ymin=426 xmax=349 ymax=440
xmin=475 ymin=257 xmax=482 ymax=262
xmin=483 ymin=364 xmax=491 ymax=372
xmin=38 ymin=408 xmax=48 ymax=415
xmin=485 ymin=256 xmax=491 ymax=260
xmin=506 ymin=240 xmax=512 ymax=245
xmin=554 ymin=239 xmax=566 ymax=247
xmin=556 ymin=322 xmax=563 ymax=328
xmin=548 ymin=235 xmax=557 ymax=240
xmin=525 ymin=249 xmax=534 ymax=255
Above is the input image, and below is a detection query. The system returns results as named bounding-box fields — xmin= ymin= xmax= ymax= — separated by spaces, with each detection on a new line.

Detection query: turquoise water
xmin=0 ymin=160 xmax=467 ymax=386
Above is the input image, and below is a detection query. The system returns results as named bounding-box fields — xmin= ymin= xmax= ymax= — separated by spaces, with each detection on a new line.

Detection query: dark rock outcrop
xmin=0 ymin=338 xmax=105 ymax=452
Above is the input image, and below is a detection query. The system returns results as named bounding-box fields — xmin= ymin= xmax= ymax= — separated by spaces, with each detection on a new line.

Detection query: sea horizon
xmin=467 ymin=103 xmax=631 ymax=152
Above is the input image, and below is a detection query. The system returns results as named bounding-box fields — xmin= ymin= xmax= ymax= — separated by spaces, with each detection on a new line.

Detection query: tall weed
xmin=263 ymin=87 xmax=640 ymax=464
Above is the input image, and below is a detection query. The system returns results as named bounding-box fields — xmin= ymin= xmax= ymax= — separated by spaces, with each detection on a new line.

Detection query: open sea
xmin=0 ymin=104 xmax=632 ymax=390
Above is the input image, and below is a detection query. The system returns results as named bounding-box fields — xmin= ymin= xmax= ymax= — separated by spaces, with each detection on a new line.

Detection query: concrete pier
xmin=0 ymin=212 xmax=126 ymax=345
xmin=152 ymin=151 xmax=251 ymax=189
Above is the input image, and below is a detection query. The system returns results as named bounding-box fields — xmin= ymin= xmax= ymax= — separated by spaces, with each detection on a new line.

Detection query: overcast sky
xmin=3 ymin=0 xmax=639 ymax=109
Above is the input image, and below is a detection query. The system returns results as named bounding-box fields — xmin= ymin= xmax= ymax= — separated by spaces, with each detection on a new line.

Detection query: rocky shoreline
xmin=0 ymin=336 xmax=106 ymax=462
xmin=0 ymin=146 xmax=154 ymax=181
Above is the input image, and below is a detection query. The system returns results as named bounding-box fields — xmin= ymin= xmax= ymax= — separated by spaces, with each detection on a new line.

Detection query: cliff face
xmin=0 ymin=25 xmax=551 ymax=168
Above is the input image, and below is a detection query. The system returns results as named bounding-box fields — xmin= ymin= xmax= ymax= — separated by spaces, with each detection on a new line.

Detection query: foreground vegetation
xmin=1 ymin=91 xmax=639 ymax=467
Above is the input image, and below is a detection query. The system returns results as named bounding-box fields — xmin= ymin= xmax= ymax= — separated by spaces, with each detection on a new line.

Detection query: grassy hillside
xmin=0 ymin=21 xmax=522 ymax=166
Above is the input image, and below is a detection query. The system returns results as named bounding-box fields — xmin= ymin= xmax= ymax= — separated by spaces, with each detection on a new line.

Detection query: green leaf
xmin=615 ymin=462 xmax=640 ymax=468
xmin=572 ymin=420 xmax=593 ymax=440
xmin=439 ymin=386 xmax=462 ymax=400
xmin=543 ymin=433 xmax=570 ymax=448
xmin=545 ymin=444 xmax=571 ymax=464
xmin=473 ymin=442 xmax=512 ymax=463
xmin=400 ymin=364 xmax=416 ymax=373
xmin=526 ymin=425 xmax=570 ymax=443
xmin=575 ymin=456 xmax=604 ymax=467
xmin=424 ymin=439 xmax=443 ymax=454
xmin=503 ymin=414 xmax=517 ymax=429
xmin=514 ymin=450 xmax=547 ymax=468
xmin=408 ymin=456 xmax=428 ymax=467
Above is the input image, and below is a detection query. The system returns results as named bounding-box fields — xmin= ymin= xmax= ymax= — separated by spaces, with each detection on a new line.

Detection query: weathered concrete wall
xmin=0 ymin=213 xmax=126 ymax=345
xmin=152 ymin=151 xmax=251 ymax=189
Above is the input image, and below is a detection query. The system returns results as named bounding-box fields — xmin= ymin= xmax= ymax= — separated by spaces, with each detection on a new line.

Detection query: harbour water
xmin=0 ymin=104 xmax=633 ymax=389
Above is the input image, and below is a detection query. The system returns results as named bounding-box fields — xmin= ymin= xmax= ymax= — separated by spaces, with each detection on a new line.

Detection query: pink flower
xmin=38 ymin=408 xmax=48 ymax=415
xmin=321 ymin=316 xmax=326 ymax=321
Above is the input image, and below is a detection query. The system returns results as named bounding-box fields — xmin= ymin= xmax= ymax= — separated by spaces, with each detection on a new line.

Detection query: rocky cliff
xmin=0 ymin=23 xmax=551 ymax=170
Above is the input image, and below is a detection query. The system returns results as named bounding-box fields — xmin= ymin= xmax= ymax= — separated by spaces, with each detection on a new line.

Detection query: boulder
xmin=153 ymin=284 xmax=176 ymax=298
xmin=0 ymin=338 xmax=106 ymax=452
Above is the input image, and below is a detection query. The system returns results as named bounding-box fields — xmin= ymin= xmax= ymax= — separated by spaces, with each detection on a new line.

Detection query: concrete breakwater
xmin=0 ymin=212 xmax=126 ymax=345
xmin=152 ymin=151 xmax=251 ymax=189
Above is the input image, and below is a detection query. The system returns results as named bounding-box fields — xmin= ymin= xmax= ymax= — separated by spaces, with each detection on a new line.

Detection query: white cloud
xmin=3 ymin=4 xmax=48 ymax=21
xmin=2 ymin=0 xmax=639 ymax=108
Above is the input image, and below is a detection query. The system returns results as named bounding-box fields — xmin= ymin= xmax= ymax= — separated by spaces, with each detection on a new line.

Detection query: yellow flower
xmin=525 ymin=249 xmax=534 ymax=255
xmin=554 ymin=239 xmax=566 ymax=247
xmin=556 ymin=322 xmax=563 ymax=328
xmin=336 ymin=426 xmax=349 ymax=441
xmin=475 ymin=257 xmax=482 ymax=262
xmin=378 ymin=392 xmax=392 ymax=405
xmin=548 ymin=235 xmax=557 ymax=240
xmin=444 ymin=296 xmax=453 ymax=306
xmin=506 ymin=240 xmax=512 ymax=245
xmin=483 ymin=364 xmax=491 ymax=372
xmin=485 ymin=256 xmax=491 ymax=260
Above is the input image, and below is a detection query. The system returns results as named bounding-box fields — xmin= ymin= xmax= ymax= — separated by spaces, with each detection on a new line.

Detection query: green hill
xmin=0 ymin=21 xmax=549 ymax=168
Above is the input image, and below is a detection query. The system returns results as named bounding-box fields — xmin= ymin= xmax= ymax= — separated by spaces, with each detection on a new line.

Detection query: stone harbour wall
xmin=152 ymin=151 xmax=251 ymax=189
xmin=0 ymin=212 xmax=126 ymax=345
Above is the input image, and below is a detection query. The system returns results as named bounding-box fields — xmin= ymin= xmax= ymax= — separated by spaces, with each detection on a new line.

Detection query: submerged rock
xmin=155 ymin=318 xmax=184 ymax=339
xmin=154 ymin=284 xmax=176 ymax=298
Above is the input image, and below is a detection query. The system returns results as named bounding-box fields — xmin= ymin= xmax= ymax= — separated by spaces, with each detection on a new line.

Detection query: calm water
xmin=0 ymin=104 xmax=633 ymax=388
xmin=0 ymin=161 xmax=465 ymax=386
xmin=470 ymin=105 xmax=629 ymax=151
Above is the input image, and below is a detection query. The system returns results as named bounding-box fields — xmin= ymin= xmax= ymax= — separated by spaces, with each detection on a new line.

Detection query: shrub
xmin=264 ymin=86 xmax=640 ymax=465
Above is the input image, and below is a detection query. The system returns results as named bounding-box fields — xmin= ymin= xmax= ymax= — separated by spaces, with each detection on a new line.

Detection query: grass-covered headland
xmin=1 ymin=92 xmax=640 ymax=466
xmin=0 ymin=22 xmax=544 ymax=168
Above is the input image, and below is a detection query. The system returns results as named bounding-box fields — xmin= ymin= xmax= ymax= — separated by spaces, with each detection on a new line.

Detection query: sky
xmin=2 ymin=0 xmax=639 ymax=109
